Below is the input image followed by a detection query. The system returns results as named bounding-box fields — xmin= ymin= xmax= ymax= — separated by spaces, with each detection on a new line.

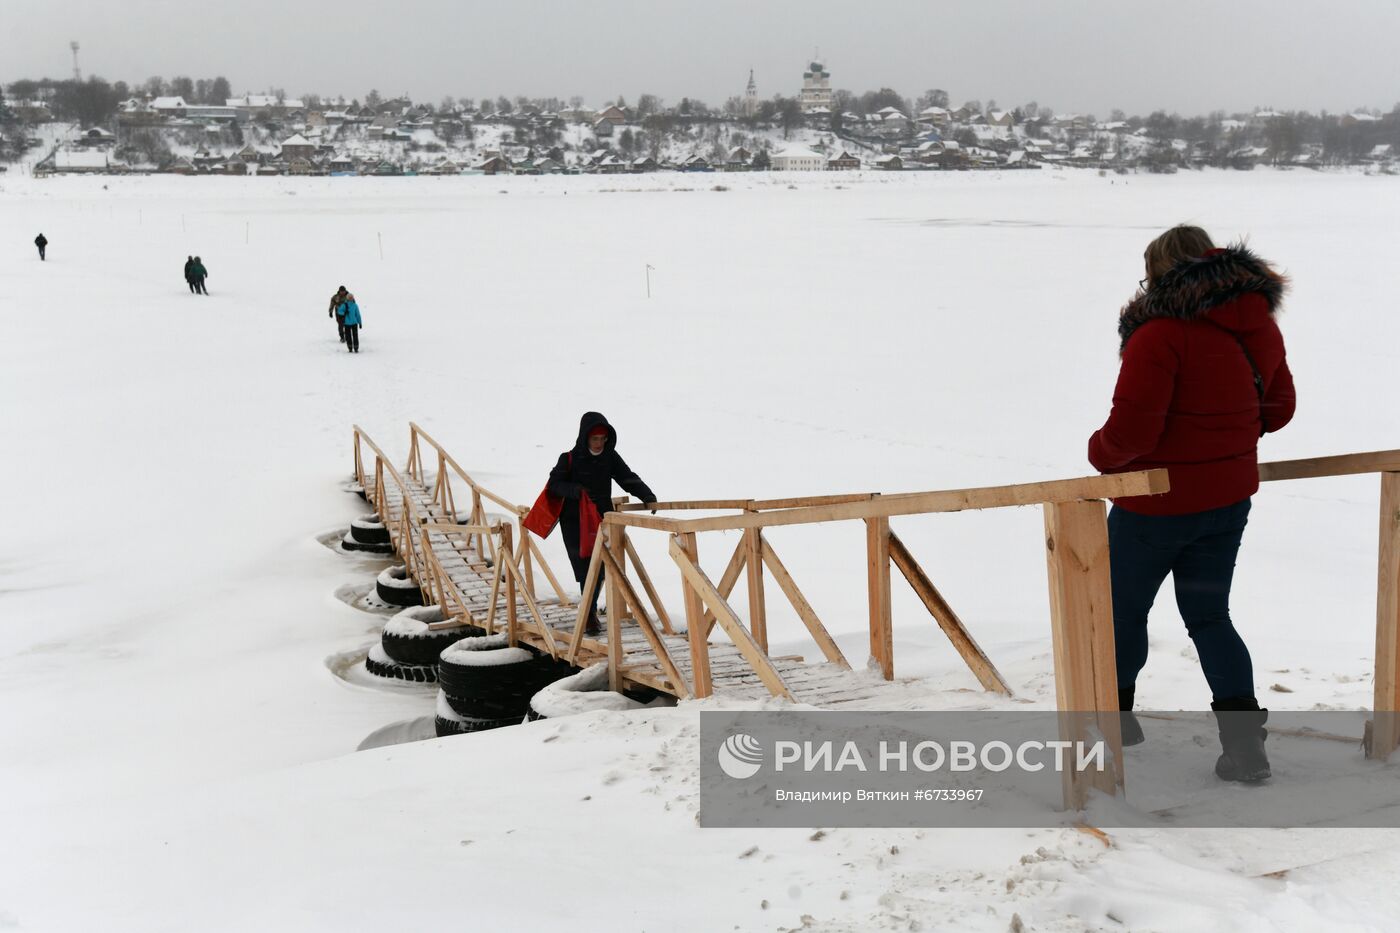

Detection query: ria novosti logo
xmin=717 ymin=733 xmax=764 ymax=779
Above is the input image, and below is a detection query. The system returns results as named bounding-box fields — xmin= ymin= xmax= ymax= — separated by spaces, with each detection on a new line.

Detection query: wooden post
xmin=678 ymin=532 xmax=713 ymax=698
xmin=606 ymin=525 xmax=625 ymax=692
xmin=432 ymin=456 xmax=445 ymax=510
xmin=744 ymin=527 xmax=768 ymax=651
xmin=1043 ymin=499 xmax=1123 ymax=809
xmin=472 ymin=489 xmax=485 ymax=563
xmin=521 ymin=527 xmax=537 ymax=600
xmin=374 ymin=459 xmax=385 ymax=519
xmin=407 ymin=429 xmax=421 ymax=481
xmin=484 ymin=540 xmax=505 ymax=634
xmin=1369 ymin=472 xmax=1400 ymax=760
xmin=502 ymin=524 xmax=518 ymax=646
xmin=866 ymin=516 xmax=893 ymax=680
xmin=889 ymin=531 xmax=1012 ymax=696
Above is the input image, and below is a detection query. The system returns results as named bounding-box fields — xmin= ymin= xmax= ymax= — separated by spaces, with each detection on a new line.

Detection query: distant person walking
xmin=184 ymin=256 xmax=196 ymax=293
xmin=329 ymin=285 xmax=349 ymax=342
xmin=340 ymin=293 xmax=362 ymax=353
xmin=34 ymin=233 xmax=47 ymax=261
xmin=189 ymin=256 xmax=209 ymax=295
xmin=1087 ymin=225 xmax=1295 ymax=783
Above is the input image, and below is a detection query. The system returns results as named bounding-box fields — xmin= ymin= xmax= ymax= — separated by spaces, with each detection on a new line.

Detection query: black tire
xmin=438 ymin=644 xmax=573 ymax=720
xmin=381 ymin=606 xmax=484 ymax=666
xmin=350 ymin=514 xmax=390 ymax=544
xmin=376 ymin=565 xmax=423 ymax=607
xmin=434 ymin=714 xmax=519 ymax=737
xmin=341 ymin=532 xmax=393 ymax=555
xmin=364 ymin=645 xmax=437 ymax=683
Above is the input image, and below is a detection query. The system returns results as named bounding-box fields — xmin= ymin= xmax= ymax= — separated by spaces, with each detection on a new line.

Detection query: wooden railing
xmin=404 ymin=421 xmax=573 ymax=607
xmin=355 ymin=424 xmax=581 ymax=659
xmin=353 ymin=425 xmax=439 ymax=605
xmin=1255 ymin=449 xmax=1400 ymax=760
xmin=599 ymin=469 xmax=1167 ymax=805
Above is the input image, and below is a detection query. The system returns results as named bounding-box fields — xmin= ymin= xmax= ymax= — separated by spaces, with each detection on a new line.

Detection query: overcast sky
xmin=7 ymin=0 xmax=1398 ymax=116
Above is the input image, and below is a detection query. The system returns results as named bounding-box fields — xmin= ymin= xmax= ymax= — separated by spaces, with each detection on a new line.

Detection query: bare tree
xmin=915 ymin=88 xmax=950 ymax=111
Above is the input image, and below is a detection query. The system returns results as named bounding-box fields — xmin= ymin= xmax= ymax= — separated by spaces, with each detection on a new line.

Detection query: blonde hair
xmin=1144 ymin=225 xmax=1215 ymax=283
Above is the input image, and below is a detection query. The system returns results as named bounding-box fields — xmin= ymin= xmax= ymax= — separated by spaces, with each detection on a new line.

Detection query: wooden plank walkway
xmin=362 ymin=470 xmax=918 ymax=707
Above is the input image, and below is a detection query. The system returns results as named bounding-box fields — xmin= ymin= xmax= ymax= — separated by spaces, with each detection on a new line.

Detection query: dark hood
xmin=573 ymin=411 xmax=617 ymax=454
xmin=1119 ymin=245 xmax=1288 ymax=348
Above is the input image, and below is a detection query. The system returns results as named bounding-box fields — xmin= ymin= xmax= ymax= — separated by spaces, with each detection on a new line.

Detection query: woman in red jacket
xmin=1089 ymin=225 xmax=1295 ymax=782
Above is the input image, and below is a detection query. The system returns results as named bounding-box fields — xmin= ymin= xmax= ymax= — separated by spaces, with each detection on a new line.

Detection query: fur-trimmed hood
xmin=1119 ymin=245 xmax=1288 ymax=348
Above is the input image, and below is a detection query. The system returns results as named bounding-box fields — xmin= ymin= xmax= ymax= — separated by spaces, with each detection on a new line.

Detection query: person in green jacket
xmin=329 ymin=285 xmax=349 ymax=342
xmin=190 ymin=256 xmax=209 ymax=295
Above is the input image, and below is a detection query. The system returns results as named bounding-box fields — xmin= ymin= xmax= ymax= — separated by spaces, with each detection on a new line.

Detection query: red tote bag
xmin=522 ymin=485 xmax=564 ymax=539
xmin=523 ymin=452 xmax=570 ymax=539
xmin=577 ymin=495 xmax=603 ymax=559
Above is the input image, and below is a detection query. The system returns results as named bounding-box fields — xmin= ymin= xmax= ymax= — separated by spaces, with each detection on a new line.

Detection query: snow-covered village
xmin=4 ymin=60 xmax=1399 ymax=179
xmin=4 ymin=3 xmax=1400 ymax=932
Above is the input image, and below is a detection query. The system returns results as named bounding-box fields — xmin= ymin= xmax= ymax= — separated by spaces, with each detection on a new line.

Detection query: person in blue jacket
xmin=340 ymin=293 xmax=363 ymax=353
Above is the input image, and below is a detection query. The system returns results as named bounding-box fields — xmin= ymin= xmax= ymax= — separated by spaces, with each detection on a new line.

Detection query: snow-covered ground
xmin=1 ymin=168 xmax=1398 ymax=931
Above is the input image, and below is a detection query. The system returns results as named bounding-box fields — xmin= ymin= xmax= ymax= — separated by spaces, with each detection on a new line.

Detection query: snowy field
xmin=2 ymin=168 xmax=1399 ymax=931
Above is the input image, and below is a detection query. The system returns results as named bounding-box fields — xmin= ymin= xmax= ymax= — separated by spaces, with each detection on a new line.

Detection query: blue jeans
xmin=1109 ymin=498 xmax=1254 ymax=701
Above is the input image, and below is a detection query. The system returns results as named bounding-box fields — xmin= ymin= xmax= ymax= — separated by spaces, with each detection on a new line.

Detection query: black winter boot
xmin=1212 ymin=696 xmax=1270 ymax=782
xmin=1118 ymin=686 xmax=1145 ymax=747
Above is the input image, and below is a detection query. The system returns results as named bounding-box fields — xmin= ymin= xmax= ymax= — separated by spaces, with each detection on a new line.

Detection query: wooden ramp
xmin=361 ymin=458 xmax=898 ymax=704
xmin=352 ymin=423 xmax=1012 ymax=706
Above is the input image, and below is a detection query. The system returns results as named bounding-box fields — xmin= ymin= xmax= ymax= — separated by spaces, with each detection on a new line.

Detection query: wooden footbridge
xmin=352 ymin=425 xmax=1400 ymax=808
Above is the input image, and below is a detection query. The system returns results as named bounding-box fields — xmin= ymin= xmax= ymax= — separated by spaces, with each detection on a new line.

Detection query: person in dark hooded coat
xmin=547 ymin=412 xmax=657 ymax=633
xmin=35 ymin=233 xmax=48 ymax=261
xmin=184 ymin=256 xmax=196 ymax=293
xmin=1088 ymin=224 xmax=1295 ymax=783
xmin=189 ymin=256 xmax=209 ymax=295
